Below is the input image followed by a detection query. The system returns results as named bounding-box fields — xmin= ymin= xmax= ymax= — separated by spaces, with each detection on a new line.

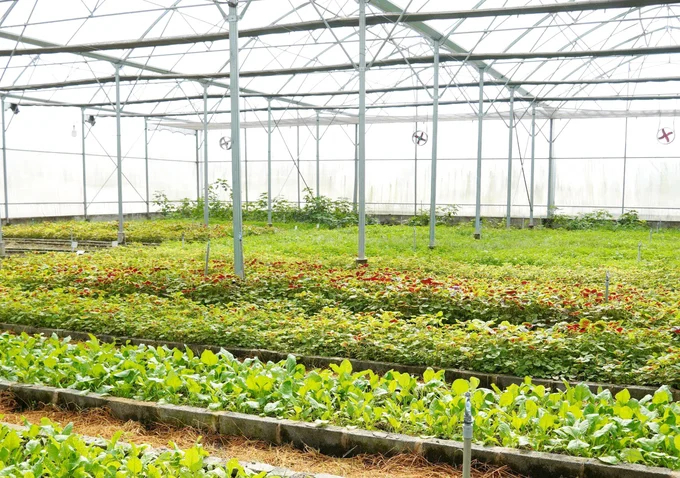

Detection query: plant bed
xmin=1 ymin=322 xmax=677 ymax=403
xmin=0 ymin=419 xmax=297 ymax=477
xmin=0 ymin=283 xmax=677 ymax=389
xmin=2 ymin=381 xmax=678 ymax=478
xmin=0 ymin=332 xmax=678 ymax=473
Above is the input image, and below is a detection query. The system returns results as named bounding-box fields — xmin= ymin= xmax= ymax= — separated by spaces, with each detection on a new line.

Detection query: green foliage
xmin=2 ymin=219 xmax=273 ymax=243
xmin=155 ymin=183 xmax=360 ymax=229
xmin=551 ymin=209 xmax=647 ymax=231
xmin=0 ymin=418 xmax=273 ymax=476
xmin=408 ymin=205 xmax=460 ymax=226
xmin=154 ymin=179 xmax=233 ymax=220
xmin=1 ymin=332 xmax=680 ymax=469
xmin=618 ymin=210 xmax=647 ymax=229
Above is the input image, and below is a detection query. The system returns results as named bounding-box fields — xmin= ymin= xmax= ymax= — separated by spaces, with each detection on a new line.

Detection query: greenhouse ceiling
xmin=0 ymin=0 xmax=678 ymax=125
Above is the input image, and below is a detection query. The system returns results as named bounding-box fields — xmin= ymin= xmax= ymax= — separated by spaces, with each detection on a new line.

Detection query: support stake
xmin=638 ymin=242 xmax=642 ymax=262
xmin=204 ymin=240 xmax=211 ymax=276
xmin=463 ymin=391 xmax=473 ymax=478
xmin=604 ymin=271 xmax=610 ymax=303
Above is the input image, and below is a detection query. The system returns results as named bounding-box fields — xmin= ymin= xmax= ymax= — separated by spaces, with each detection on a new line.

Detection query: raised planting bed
xmin=0 ymin=331 xmax=679 ymax=475
xmin=0 ymin=282 xmax=677 ymax=389
xmin=0 ymin=419 xmax=310 ymax=477
xmin=2 ymin=322 xmax=677 ymax=403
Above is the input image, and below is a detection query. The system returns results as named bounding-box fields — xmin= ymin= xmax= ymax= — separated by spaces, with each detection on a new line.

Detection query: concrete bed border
xmin=1 ymin=380 xmax=677 ymax=478
xmin=1 ymin=322 xmax=677 ymax=403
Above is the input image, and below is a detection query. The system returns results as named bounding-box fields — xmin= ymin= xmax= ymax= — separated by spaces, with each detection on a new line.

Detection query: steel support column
xmin=353 ymin=124 xmax=358 ymax=212
xmin=195 ymin=131 xmax=200 ymax=201
xmin=316 ymin=111 xmax=320 ymax=197
xmin=621 ymin=117 xmax=629 ymax=214
xmin=244 ymin=111 xmax=248 ymax=208
xmin=81 ymin=108 xmax=88 ymax=220
xmin=529 ymin=105 xmax=536 ymax=228
xmin=474 ymin=68 xmax=485 ymax=240
xmin=229 ymin=1 xmax=245 ymax=279
xmin=547 ymin=118 xmax=555 ymax=218
xmin=428 ymin=41 xmax=440 ymax=249
xmin=114 ymin=65 xmax=124 ymax=243
xmin=267 ymin=99 xmax=272 ymax=226
xmin=296 ymin=124 xmax=300 ymax=208
xmin=0 ymin=96 xmax=5 ymax=253
xmin=414 ymin=126 xmax=418 ymax=216
xmin=506 ymin=88 xmax=515 ymax=229
xmin=203 ymin=85 xmax=210 ymax=226
xmin=144 ymin=117 xmax=150 ymax=218
xmin=357 ymin=0 xmax=367 ymax=263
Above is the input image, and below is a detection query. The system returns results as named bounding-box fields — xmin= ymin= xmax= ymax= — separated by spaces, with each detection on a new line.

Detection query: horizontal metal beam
xmin=0 ymin=0 xmax=674 ymax=58
xmin=84 ymin=93 xmax=680 ymax=119
xmin=159 ymin=107 xmax=680 ymax=130
xmin=27 ymin=75 xmax=680 ymax=108
xmin=3 ymin=45 xmax=680 ymax=94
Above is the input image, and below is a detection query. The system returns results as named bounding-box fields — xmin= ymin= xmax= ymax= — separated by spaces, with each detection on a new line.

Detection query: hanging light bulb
xmin=71 ymin=125 xmax=77 ymax=138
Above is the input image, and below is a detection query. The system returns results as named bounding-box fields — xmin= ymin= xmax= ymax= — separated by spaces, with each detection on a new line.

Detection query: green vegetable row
xmin=0 ymin=284 xmax=676 ymax=388
xmin=0 ymin=418 xmax=276 ymax=477
xmin=1 ymin=220 xmax=273 ymax=243
xmin=1 ymin=332 xmax=679 ymax=470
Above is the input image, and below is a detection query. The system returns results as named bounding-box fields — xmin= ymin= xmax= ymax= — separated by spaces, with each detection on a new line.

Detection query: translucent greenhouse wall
xmin=0 ymin=106 xmax=678 ymax=222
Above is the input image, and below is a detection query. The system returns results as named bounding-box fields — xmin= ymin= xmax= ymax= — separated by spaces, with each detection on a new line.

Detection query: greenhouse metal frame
xmin=0 ymin=0 xmax=678 ymax=274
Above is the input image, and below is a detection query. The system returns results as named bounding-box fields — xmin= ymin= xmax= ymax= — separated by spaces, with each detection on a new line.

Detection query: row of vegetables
xmin=1 ymin=220 xmax=273 ymax=243
xmin=0 ymin=248 xmax=678 ymax=388
xmin=0 ymin=332 xmax=679 ymax=470
xmin=2 ymin=250 xmax=677 ymax=327
xmin=0 ymin=283 xmax=677 ymax=388
xmin=0 ymin=418 xmax=273 ymax=477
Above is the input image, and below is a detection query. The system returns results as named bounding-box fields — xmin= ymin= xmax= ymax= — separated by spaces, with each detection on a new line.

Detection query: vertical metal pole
xmin=195 ymin=130 xmax=200 ymax=201
xmin=296 ymin=124 xmax=301 ymax=208
xmin=316 ymin=111 xmax=320 ymax=197
xmin=428 ymin=41 xmax=440 ymax=250
xmin=229 ymin=2 xmax=245 ymax=279
xmin=474 ymin=67 xmax=485 ymax=240
xmin=114 ymin=65 xmax=124 ymax=243
xmin=244 ymin=110 xmax=249 ymax=209
xmin=506 ymin=88 xmax=515 ymax=229
xmin=353 ymin=124 xmax=358 ymax=212
xmin=621 ymin=117 xmax=629 ymax=214
xmin=547 ymin=118 xmax=555 ymax=218
xmin=529 ymin=105 xmax=536 ymax=228
xmin=414 ymin=128 xmax=418 ymax=216
xmin=0 ymin=96 xmax=5 ymax=252
xmin=203 ymin=84 xmax=209 ymax=226
xmin=463 ymin=392 xmax=473 ymax=478
xmin=81 ymin=108 xmax=88 ymax=220
xmin=357 ymin=0 xmax=367 ymax=263
xmin=267 ymin=99 xmax=273 ymax=226
xmin=144 ymin=117 xmax=150 ymax=218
